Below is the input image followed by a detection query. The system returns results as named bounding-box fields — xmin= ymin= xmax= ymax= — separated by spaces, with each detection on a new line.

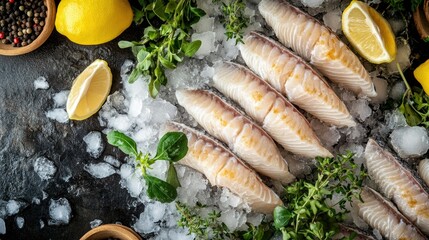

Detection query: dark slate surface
xmin=0 ymin=18 xmax=145 ymax=240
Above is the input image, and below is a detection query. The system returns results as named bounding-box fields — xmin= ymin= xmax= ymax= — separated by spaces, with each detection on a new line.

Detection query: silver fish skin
xmin=258 ymin=0 xmax=376 ymax=97
xmin=239 ymin=32 xmax=355 ymax=127
xmin=418 ymin=159 xmax=429 ymax=187
xmin=213 ymin=62 xmax=332 ymax=158
xmin=357 ymin=186 xmax=426 ymax=240
xmin=364 ymin=139 xmax=429 ymax=235
xmin=164 ymin=122 xmax=283 ymax=214
xmin=176 ymin=89 xmax=296 ymax=184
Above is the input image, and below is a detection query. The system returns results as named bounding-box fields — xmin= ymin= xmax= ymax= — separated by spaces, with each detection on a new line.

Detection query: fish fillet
xmin=176 ymin=89 xmax=295 ymax=184
xmin=258 ymin=0 xmax=376 ymax=97
xmin=365 ymin=139 xmax=429 ymax=235
xmin=239 ymin=32 xmax=355 ymax=127
xmin=356 ymin=186 xmax=426 ymax=240
xmin=212 ymin=62 xmax=332 ymax=158
xmin=418 ymin=159 xmax=429 ymax=187
xmin=334 ymin=224 xmax=375 ymax=240
xmin=164 ymin=122 xmax=283 ymax=214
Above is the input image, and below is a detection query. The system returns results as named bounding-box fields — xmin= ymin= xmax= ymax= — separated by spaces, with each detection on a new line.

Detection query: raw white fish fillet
xmin=258 ymin=0 xmax=376 ymax=97
xmin=164 ymin=122 xmax=283 ymax=214
xmin=239 ymin=32 xmax=355 ymax=127
xmin=364 ymin=139 xmax=429 ymax=235
xmin=212 ymin=62 xmax=332 ymax=158
xmin=334 ymin=224 xmax=375 ymax=240
xmin=176 ymin=89 xmax=295 ymax=184
xmin=356 ymin=186 xmax=426 ymax=240
xmin=418 ymin=159 xmax=429 ymax=187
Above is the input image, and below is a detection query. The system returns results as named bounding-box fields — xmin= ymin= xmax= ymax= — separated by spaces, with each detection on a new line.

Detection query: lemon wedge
xmin=66 ymin=59 xmax=112 ymax=120
xmin=342 ymin=0 xmax=397 ymax=64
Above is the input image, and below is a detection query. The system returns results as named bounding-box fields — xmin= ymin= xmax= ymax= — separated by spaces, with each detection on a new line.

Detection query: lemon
xmin=342 ymin=0 xmax=397 ymax=64
xmin=66 ymin=59 xmax=112 ymax=120
xmin=414 ymin=60 xmax=429 ymax=95
xmin=55 ymin=0 xmax=133 ymax=45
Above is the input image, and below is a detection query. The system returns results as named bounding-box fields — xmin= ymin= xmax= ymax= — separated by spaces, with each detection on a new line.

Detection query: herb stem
xmin=397 ymin=62 xmax=411 ymax=91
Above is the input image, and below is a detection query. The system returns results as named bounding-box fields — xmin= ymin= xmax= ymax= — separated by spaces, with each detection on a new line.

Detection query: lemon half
xmin=66 ymin=59 xmax=112 ymax=120
xmin=342 ymin=0 xmax=397 ymax=64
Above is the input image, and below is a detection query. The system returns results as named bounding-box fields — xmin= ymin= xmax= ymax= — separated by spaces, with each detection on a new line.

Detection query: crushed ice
xmin=33 ymin=157 xmax=57 ymax=181
xmin=34 ymin=76 xmax=49 ymax=90
xmin=83 ymin=131 xmax=105 ymax=158
xmin=48 ymin=198 xmax=72 ymax=226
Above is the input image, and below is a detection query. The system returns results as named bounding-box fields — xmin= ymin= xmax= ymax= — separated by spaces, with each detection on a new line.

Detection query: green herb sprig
xmin=214 ymin=0 xmax=250 ymax=44
xmin=176 ymin=202 xmax=273 ymax=240
xmin=107 ymin=131 xmax=188 ymax=203
xmin=383 ymin=0 xmax=423 ymax=12
xmin=119 ymin=0 xmax=205 ymax=98
xmin=398 ymin=64 xmax=429 ymax=128
xmin=273 ymin=152 xmax=366 ymax=240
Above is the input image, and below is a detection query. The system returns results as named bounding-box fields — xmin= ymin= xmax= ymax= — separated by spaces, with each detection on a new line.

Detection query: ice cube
xmin=192 ymin=32 xmax=217 ymax=58
xmin=48 ymin=198 xmax=72 ymax=226
xmin=90 ymin=219 xmax=102 ymax=229
xmin=310 ymin=119 xmax=340 ymax=148
xmin=16 ymin=217 xmax=24 ymax=229
xmin=34 ymin=76 xmax=49 ymax=90
xmin=323 ymin=10 xmax=342 ymax=33
xmin=133 ymin=203 xmax=166 ymax=234
xmin=53 ymin=91 xmax=70 ymax=107
xmin=349 ymin=99 xmax=372 ymax=122
xmin=128 ymin=98 xmax=143 ymax=117
xmin=104 ymin=155 xmax=121 ymax=168
xmin=83 ymin=131 xmax=105 ymax=158
xmin=386 ymin=40 xmax=411 ymax=74
xmin=390 ymin=126 xmax=429 ymax=158
xmin=371 ymin=77 xmax=388 ymax=104
xmin=389 ymin=81 xmax=406 ymax=100
xmin=192 ymin=16 xmax=215 ymax=33
xmin=6 ymin=200 xmax=22 ymax=216
xmin=300 ymin=0 xmax=325 ymax=8
xmin=34 ymin=157 xmax=57 ymax=181
xmin=108 ymin=114 xmax=132 ymax=132
xmin=219 ymin=209 xmax=247 ymax=231
xmin=119 ymin=164 xmax=144 ymax=197
xmin=84 ymin=163 xmax=116 ymax=179
xmin=0 ymin=218 xmax=5 ymax=234
xmin=45 ymin=108 xmax=69 ymax=123
xmin=40 ymin=220 xmax=45 ymax=229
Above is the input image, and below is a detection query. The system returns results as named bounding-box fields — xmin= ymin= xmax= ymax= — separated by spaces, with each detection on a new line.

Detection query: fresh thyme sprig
xmin=213 ymin=0 xmax=249 ymax=44
xmin=107 ymin=131 xmax=188 ymax=203
xmin=119 ymin=0 xmax=205 ymax=98
xmin=383 ymin=0 xmax=424 ymax=12
xmin=176 ymin=202 xmax=274 ymax=240
xmin=274 ymin=152 xmax=366 ymax=240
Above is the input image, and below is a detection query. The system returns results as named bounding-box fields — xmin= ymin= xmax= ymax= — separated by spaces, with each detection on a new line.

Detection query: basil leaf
xmin=107 ymin=131 xmax=139 ymax=157
xmin=144 ymin=174 xmax=177 ymax=203
xmin=183 ymin=40 xmax=201 ymax=57
xmin=155 ymin=132 xmax=188 ymax=162
xmin=273 ymin=206 xmax=292 ymax=229
xmin=166 ymin=163 xmax=181 ymax=188
xmin=118 ymin=41 xmax=135 ymax=49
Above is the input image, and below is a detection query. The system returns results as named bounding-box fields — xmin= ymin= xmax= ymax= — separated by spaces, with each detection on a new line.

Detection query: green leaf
xmin=155 ymin=132 xmax=188 ymax=162
xmin=128 ymin=68 xmax=141 ymax=83
xmin=118 ymin=41 xmax=135 ymax=49
xmin=159 ymin=55 xmax=176 ymax=69
xmin=190 ymin=7 xmax=206 ymax=18
xmin=273 ymin=206 xmax=292 ymax=229
xmin=144 ymin=174 xmax=177 ymax=203
xmin=166 ymin=163 xmax=181 ymax=188
xmin=153 ymin=0 xmax=167 ymax=21
xmin=149 ymin=78 xmax=161 ymax=98
xmin=137 ymin=58 xmax=152 ymax=71
xmin=132 ymin=7 xmax=145 ymax=24
xmin=137 ymin=50 xmax=149 ymax=62
xmin=183 ymin=40 xmax=202 ymax=57
xmin=400 ymin=102 xmax=422 ymax=126
xmin=424 ymin=37 xmax=429 ymax=43
xmin=107 ymin=131 xmax=139 ymax=157
xmin=165 ymin=1 xmax=177 ymax=13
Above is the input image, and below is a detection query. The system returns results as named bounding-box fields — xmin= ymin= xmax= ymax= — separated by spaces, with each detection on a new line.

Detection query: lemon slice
xmin=66 ymin=59 xmax=112 ymax=120
xmin=342 ymin=0 xmax=396 ymax=64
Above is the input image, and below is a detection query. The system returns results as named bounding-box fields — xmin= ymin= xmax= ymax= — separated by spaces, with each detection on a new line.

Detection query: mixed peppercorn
xmin=0 ymin=0 xmax=47 ymax=47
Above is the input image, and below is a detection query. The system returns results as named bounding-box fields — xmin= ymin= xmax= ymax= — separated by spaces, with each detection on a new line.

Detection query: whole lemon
xmin=55 ymin=0 xmax=133 ymax=45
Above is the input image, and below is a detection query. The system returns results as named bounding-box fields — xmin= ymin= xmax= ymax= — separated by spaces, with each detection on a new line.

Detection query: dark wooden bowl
xmin=0 ymin=0 xmax=56 ymax=56
xmin=413 ymin=0 xmax=429 ymax=41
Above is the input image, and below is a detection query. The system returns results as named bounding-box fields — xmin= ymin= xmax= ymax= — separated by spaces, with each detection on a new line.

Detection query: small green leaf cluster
xmin=107 ymin=131 xmax=188 ymax=203
xmin=383 ymin=0 xmax=423 ymax=12
xmin=213 ymin=0 xmax=250 ymax=44
xmin=176 ymin=202 xmax=274 ymax=240
xmin=273 ymin=152 xmax=366 ymax=240
xmin=118 ymin=0 xmax=205 ymax=98
xmin=397 ymin=64 xmax=429 ymax=128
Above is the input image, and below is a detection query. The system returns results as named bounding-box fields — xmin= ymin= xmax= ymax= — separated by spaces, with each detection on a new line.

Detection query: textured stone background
xmin=0 ymin=15 xmax=144 ymax=239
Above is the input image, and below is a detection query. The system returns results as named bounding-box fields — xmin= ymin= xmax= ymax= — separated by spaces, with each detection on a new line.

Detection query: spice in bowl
xmin=0 ymin=0 xmax=47 ymax=47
